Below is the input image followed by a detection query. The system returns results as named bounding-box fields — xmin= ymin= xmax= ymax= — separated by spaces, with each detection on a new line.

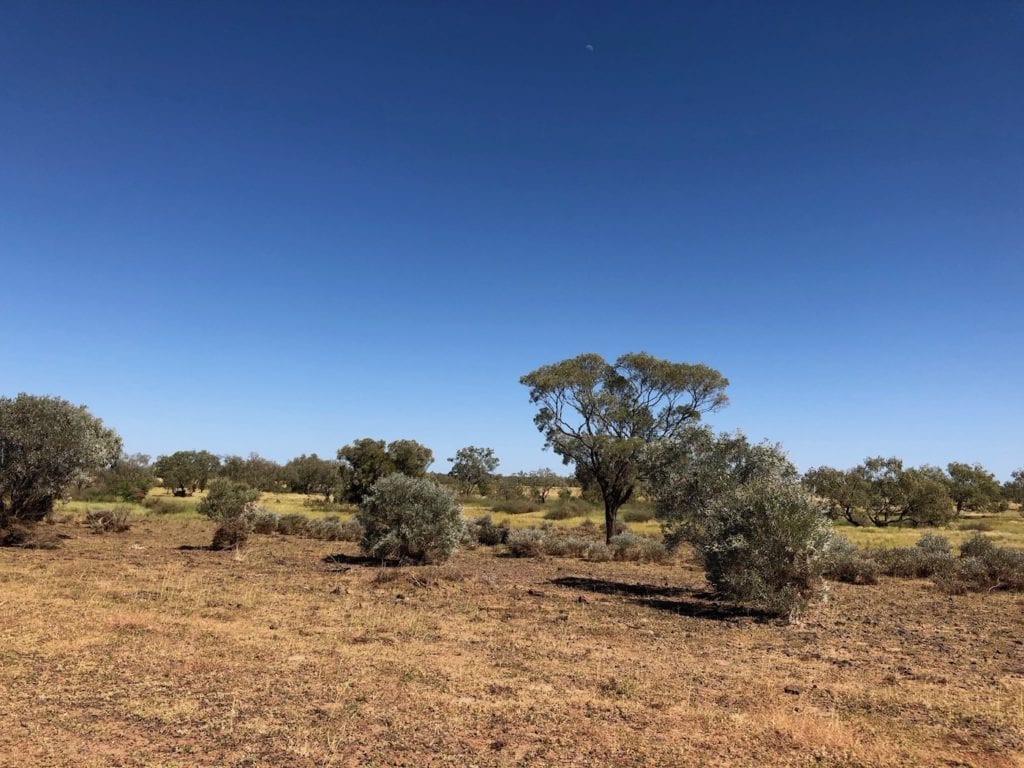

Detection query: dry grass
xmin=1 ymin=516 xmax=1022 ymax=767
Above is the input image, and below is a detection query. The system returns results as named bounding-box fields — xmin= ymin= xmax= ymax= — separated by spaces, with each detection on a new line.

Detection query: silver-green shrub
xmin=357 ymin=474 xmax=465 ymax=564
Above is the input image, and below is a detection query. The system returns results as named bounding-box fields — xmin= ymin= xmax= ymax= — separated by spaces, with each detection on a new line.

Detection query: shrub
xmin=957 ymin=520 xmax=993 ymax=532
xmin=488 ymin=498 xmax=540 ymax=515
xmin=141 ymin=496 xmax=178 ymax=515
xmin=211 ymin=517 xmax=251 ymax=550
xmin=541 ymin=534 xmax=591 ymax=558
xmin=585 ymin=542 xmax=613 ymax=561
xmin=305 ymin=516 xmax=364 ymax=542
xmin=356 ymin=474 xmax=465 ymax=564
xmin=694 ymin=479 xmax=831 ymax=619
xmin=821 ymin=536 xmax=879 ymax=585
xmin=621 ymin=506 xmax=655 ymax=523
xmin=543 ymin=498 xmax=594 ymax=520
xmin=197 ymin=479 xmax=260 ymax=522
xmin=870 ymin=535 xmax=955 ymax=579
xmin=85 ymin=507 xmax=132 ymax=534
xmin=249 ymin=509 xmax=280 ymax=534
xmin=960 ymin=533 xmax=996 ymax=559
xmin=277 ymin=513 xmax=310 ymax=536
xmin=471 ymin=515 xmax=509 ymax=546
xmin=608 ymin=532 xmax=670 ymax=563
xmin=506 ymin=528 xmax=545 ymax=557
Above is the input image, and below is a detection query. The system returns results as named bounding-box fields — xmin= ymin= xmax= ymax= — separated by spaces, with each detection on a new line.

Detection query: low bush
xmin=249 ymin=509 xmax=280 ymax=534
xmin=0 ymin=524 xmax=63 ymax=549
xmin=85 ymin=507 xmax=132 ymax=534
xmin=197 ymin=479 xmax=260 ymax=522
xmin=506 ymin=528 xmax=545 ymax=557
xmin=543 ymin=498 xmax=594 ymax=520
xmin=211 ymin=517 xmax=251 ymax=550
xmin=821 ymin=536 xmax=879 ymax=585
xmin=141 ymin=497 xmax=178 ymax=515
xmin=277 ymin=513 xmax=310 ymax=536
xmin=470 ymin=515 xmax=510 ymax=546
xmin=608 ymin=532 xmax=670 ymax=563
xmin=870 ymin=536 xmax=955 ymax=579
xmin=585 ymin=542 xmax=613 ymax=562
xmin=621 ymin=506 xmax=655 ymax=523
xmin=933 ymin=535 xmax=1024 ymax=594
xmin=488 ymin=498 xmax=540 ymax=515
xmin=357 ymin=474 xmax=465 ymax=564
xmin=541 ymin=534 xmax=591 ymax=558
xmin=305 ymin=516 xmax=363 ymax=542
xmin=957 ymin=520 xmax=993 ymax=532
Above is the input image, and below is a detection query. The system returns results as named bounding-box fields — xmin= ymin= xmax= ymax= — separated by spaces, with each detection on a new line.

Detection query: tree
xmin=447 ymin=446 xmax=499 ymax=495
xmin=521 ymin=352 xmax=729 ymax=543
xmin=805 ymin=457 xmax=954 ymax=527
xmin=647 ymin=428 xmax=799 ymax=549
xmin=86 ymin=452 xmax=155 ymax=503
xmin=945 ymin=463 xmax=1004 ymax=516
xmin=154 ymin=450 xmax=221 ymax=495
xmin=337 ymin=438 xmax=434 ymax=503
xmin=282 ymin=453 xmax=339 ymax=501
xmin=520 ymin=468 xmax=563 ymax=503
xmin=802 ymin=466 xmax=869 ymax=525
xmin=1005 ymin=468 xmax=1024 ymax=505
xmin=220 ymin=453 xmax=282 ymax=492
xmin=197 ymin=478 xmax=261 ymax=550
xmin=0 ymin=394 xmax=122 ymax=525
xmin=356 ymin=474 xmax=465 ymax=563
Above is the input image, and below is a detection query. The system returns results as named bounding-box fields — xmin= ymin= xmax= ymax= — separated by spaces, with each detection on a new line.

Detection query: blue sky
xmin=2 ymin=2 xmax=1021 ymax=478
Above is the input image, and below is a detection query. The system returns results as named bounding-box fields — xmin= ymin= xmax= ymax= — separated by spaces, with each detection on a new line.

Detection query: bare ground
xmin=1 ymin=517 xmax=1022 ymax=767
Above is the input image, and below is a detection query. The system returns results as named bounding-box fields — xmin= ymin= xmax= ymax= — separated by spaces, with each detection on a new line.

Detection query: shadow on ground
xmin=551 ymin=576 xmax=775 ymax=622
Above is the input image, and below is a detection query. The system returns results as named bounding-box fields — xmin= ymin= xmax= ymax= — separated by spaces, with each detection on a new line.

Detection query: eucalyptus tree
xmin=944 ymin=462 xmax=1004 ymax=516
xmin=0 ymin=394 xmax=121 ymax=524
xmin=521 ymin=352 xmax=729 ymax=543
xmin=447 ymin=446 xmax=500 ymax=495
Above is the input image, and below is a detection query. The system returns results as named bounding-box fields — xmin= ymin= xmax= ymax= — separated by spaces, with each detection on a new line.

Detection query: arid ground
xmin=1 ymin=516 xmax=1022 ymax=768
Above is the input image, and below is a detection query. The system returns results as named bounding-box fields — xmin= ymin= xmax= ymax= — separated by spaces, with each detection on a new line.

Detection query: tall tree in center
xmin=521 ymin=352 xmax=729 ymax=543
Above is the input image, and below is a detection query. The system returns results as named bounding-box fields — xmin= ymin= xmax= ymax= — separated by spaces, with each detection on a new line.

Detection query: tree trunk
xmin=603 ymin=501 xmax=622 ymax=544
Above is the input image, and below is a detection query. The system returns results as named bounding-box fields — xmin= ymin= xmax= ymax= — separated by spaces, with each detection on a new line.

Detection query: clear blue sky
xmin=2 ymin=2 xmax=1021 ymax=478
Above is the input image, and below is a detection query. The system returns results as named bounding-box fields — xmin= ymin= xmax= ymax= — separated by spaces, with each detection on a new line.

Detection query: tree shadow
xmin=550 ymin=576 xmax=775 ymax=623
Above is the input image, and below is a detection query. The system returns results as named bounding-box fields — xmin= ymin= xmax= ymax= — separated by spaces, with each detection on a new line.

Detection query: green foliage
xmin=154 ymin=450 xmax=221 ymax=496
xmin=197 ymin=478 xmax=260 ymax=522
xmin=519 ymin=468 xmax=564 ymax=503
xmin=487 ymin=497 xmax=540 ymax=515
xmin=521 ymin=352 xmax=729 ymax=543
xmin=249 ymin=509 xmax=281 ymax=534
xmin=934 ymin=534 xmax=1024 ymax=594
xmin=1003 ymin=468 xmax=1024 ymax=505
xmin=277 ymin=513 xmax=310 ymax=536
xmin=356 ymin=474 xmax=464 ymax=564
xmin=945 ymin=462 xmax=1004 ymax=515
xmin=803 ymin=457 xmax=954 ymax=527
xmin=447 ymin=446 xmax=499 ymax=495
xmin=870 ymin=536 xmax=955 ymax=578
xmin=608 ymin=532 xmax=670 ymax=563
xmin=220 ymin=453 xmax=282 ymax=492
xmin=0 ymin=393 xmax=122 ymax=525
xmin=80 ymin=453 xmax=154 ymax=503
xmin=820 ymin=537 xmax=879 ymax=585
xmin=692 ymin=477 xmax=832 ymax=619
xmin=337 ymin=438 xmax=434 ymax=503
xmin=281 ymin=454 xmax=339 ymax=500
xmin=648 ymin=429 xmax=798 ymax=550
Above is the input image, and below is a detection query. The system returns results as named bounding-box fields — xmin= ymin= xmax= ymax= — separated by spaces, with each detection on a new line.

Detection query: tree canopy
xmin=337 ymin=438 xmax=434 ymax=503
xmin=521 ymin=352 xmax=729 ymax=542
xmin=447 ymin=446 xmax=500 ymax=495
xmin=154 ymin=450 xmax=221 ymax=495
xmin=0 ymin=394 xmax=122 ymax=524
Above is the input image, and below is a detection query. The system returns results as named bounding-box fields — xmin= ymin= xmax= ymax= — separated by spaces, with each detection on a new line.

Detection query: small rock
xmin=784 ymin=685 xmax=802 ymax=695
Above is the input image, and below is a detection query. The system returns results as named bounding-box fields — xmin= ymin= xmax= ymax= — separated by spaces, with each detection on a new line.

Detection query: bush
xmin=277 ymin=513 xmax=310 ymax=536
xmin=960 ymin=533 xmax=996 ymax=559
xmin=621 ymin=506 xmax=655 ymax=523
xmin=356 ymin=474 xmax=465 ymax=564
xmin=608 ymin=532 xmax=670 ymax=563
xmin=85 ymin=507 xmax=132 ymax=534
xmin=694 ymin=479 xmax=832 ymax=619
xmin=506 ymin=528 xmax=545 ymax=557
xmin=488 ymin=498 xmax=540 ymax=515
xmin=543 ymin=498 xmax=594 ymax=520
xmin=306 ymin=516 xmax=364 ymax=542
xmin=211 ymin=517 xmax=251 ymax=550
xmin=541 ymin=534 xmax=591 ymax=558
xmin=871 ymin=536 xmax=955 ymax=578
xmin=585 ymin=542 xmax=613 ymax=561
xmin=933 ymin=535 xmax=1024 ymax=593
xmin=197 ymin=479 xmax=260 ymax=522
xmin=141 ymin=496 xmax=178 ymax=515
xmin=249 ymin=509 xmax=280 ymax=534
xmin=821 ymin=536 xmax=879 ymax=585
xmin=471 ymin=515 xmax=509 ymax=546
